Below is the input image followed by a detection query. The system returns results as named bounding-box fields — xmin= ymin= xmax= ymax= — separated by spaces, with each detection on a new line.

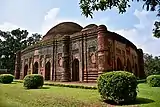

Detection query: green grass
xmin=0 ymin=83 xmax=159 ymax=107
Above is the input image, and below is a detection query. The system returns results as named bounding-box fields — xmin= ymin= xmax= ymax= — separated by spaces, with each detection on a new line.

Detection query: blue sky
xmin=0 ymin=0 xmax=160 ymax=56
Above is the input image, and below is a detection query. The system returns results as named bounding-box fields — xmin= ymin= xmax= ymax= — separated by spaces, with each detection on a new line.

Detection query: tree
xmin=27 ymin=33 xmax=42 ymax=46
xmin=0 ymin=29 xmax=42 ymax=74
xmin=0 ymin=29 xmax=29 ymax=74
xmin=153 ymin=21 xmax=160 ymax=38
xmin=144 ymin=53 xmax=160 ymax=76
xmin=79 ymin=0 xmax=160 ymax=37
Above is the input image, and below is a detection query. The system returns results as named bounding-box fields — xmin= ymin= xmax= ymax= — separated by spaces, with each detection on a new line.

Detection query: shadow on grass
xmin=24 ymin=86 xmax=50 ymax=90
xmin=134 ymin=97 xmax=155 ymax=104
xmin=102 ymin=97 xmax=154 ymax=106
xmin=40 ymin=86 xmax=50 ymax=89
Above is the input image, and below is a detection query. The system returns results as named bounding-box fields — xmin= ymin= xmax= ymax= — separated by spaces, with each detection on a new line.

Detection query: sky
xmin=0 ymin=0 xmax=160 ymax=56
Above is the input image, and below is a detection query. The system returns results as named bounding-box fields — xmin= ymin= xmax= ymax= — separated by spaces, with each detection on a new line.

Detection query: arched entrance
xmin=24 ymin=65 xmax=28 ymax=78
xmin=117 ymin=57 xmax=123 ymax=71
xmin=135 ymin=64 xmax=138 ymax=76
xmin=126 ymin=59 xmax=132 ymax=72
xmin=45 ymin=61 xmax=51 ymax=80
xmin=72 ymin=59 xmax=79 ymax=81
xmin=33 ymin=62 xmax=38 ymax=74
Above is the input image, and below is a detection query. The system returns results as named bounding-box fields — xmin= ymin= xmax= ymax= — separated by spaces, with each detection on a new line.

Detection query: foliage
xmin=0 ymin=74 xmax=14 ymax=84
xmin=97 ymin=71 xmax=137 ymax=104
xmin=137 ymin=79 xmax=146 ymax=84
xmin=153 ymin=21 xmax=160 ymax=38
xmin=147 ymin=75 xmax=160 ymax=87
xmin=27 ymin=33 xmax=42 ymax=46
xmin=23 ymin=74 xmax=44 ymax=89
xmin=144 ymin=53 xmax=160 ymax=76
xmin=0 ymin=29 xmax=41 ymax=74
xmin=79 ymin=0 xmax=160 ymax=37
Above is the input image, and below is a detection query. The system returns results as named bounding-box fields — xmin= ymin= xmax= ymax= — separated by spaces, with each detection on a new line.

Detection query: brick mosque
xmin=14 ymin=22 xmax=145 ymax=82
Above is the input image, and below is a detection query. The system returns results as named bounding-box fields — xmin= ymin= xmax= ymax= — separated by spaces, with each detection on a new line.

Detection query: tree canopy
xmin=79 ymin=0 xmax=160 ymax=37
xmin=0 ymin=29 xmax=42 ymax=74
xmin=144 ymin=53 xmax=160 ymax=76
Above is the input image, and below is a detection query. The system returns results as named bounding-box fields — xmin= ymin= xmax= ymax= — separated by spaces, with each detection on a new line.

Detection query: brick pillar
xmin=14 ymin=50 xmax=21 ymax=79
xmin=61 ymin=36 xmax=70 ymax=82
xmin=97 ymin=25 xmax=109 ymax=76
xmin=137 ymin=49 xmax=145 ymax=78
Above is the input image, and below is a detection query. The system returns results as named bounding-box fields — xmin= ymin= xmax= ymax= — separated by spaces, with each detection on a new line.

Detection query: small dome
xmin=82 ymin=24 xmax=97 ymax=31
xmin=42 ymin=22 xmax=83 ymax=40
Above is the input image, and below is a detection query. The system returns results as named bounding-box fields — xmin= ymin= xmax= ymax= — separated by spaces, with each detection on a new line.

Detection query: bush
xmin=97 ymin=71 xmax=137 ymax=104
xmin=0 ymin=74 xmax=14 ymax=84
xmin=147 ymin=75 xmax=160 ymax=87
xmin=23 ymin=74 xmax=44 ymax=89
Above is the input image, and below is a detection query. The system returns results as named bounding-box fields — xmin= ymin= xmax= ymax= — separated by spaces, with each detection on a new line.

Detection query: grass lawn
xmin=0 ymin=82 xmax=160 ymax=107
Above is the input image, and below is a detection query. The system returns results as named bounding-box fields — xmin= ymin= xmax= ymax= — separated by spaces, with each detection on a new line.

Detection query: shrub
xmin=23 ymin=74 xmax=44 ymax=89
xmin=0 ymin=74 xmax=14 ymax=84
xmin=97 ymin=71 xmax=137 ymax=104
xmin=147 ymin=75 xmax=160 ymax=87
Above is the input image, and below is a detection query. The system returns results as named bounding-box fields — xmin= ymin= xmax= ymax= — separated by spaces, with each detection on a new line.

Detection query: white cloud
xmin=42 ymin=8 xmax=160 ymax=56
xmin=41 ymin=8 xmax=60 ymax=35
xmin=112 ymin=9 xmax=160 ymax=56
xmin=0 ymin=22 xmax=36 ymax=37
xmin=44 ymin=8 xmax=60 ymax=21
xmin=0 ymin=22 xmax=20 ymax=31
xmin=41 ymin=8 xmax=110 ymax=35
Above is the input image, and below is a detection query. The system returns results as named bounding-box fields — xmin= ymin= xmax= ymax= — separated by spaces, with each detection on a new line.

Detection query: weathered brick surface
xmin=15 ymin=22 xmax=145 ymax=82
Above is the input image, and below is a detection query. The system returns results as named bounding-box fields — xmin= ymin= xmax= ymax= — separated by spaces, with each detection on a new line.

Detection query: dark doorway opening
xmin=135 ymin=64 xmax=138 ymax=76
xmin=33 ymin=62 xmax=38 ymax=74
xmin=72 ymin=59 xmax=79 ymax=81
xmin=126 ymin=59 xmax=132 ymax=72
xmin=45 ymin=61 xmax=51 ymax=80
xmin=117 ymin=57 xmax=123 ymax=71
xmin=24 ymin=65 xmax=28 ymax=78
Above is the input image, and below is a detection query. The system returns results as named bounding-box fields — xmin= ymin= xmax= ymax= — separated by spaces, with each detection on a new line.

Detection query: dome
xmin=81 ymin=24 xmax=98 ymax=31
xmin=42 ymin=22 xmax=83 ymax=40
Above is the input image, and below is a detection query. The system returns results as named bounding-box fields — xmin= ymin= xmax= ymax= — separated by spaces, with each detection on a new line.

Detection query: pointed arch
xmin=126 ymin=59 xmax=132 ymax=72
xmin=72 ymin=59 xmax=79 ymax=81
xmin=135 ymin=63 xmax=138 ymax=76
xmin=117 ymin=57 xmax=123 ymax=71
xmin=45 ymin=61 xmax=51 ymax=80
xmin=33 ymin=62 xmax=38 ymax=74
xmin=24 ymin=64 xmax=28 ymax=78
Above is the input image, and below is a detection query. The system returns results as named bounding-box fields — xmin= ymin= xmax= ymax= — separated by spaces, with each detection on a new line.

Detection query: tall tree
xmin=0 ymin=29 xmax=29 ymax=74
xmin=79 ymin=0 xmax=160 ymax=37
xmin=0 ymin=29 xmax=42 ymax=74
xmin=27 ymin=33 xmax=42 ymax=46
xmin=144 ymin=53 xmax=160 ymax=76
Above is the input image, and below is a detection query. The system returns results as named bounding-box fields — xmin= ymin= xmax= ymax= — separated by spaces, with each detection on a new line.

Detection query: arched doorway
xmin=117 ymin=57 xmax=123 ymax=70
xmin=33 ymin=62 xmax=38 ymax=74
xmin=72 ymin=59 xmax=79 ymax=81
xmin=24 ymin=65 xmax=28 ymax=78
xmin=126 ymin=59 xmax=132 ymax=72
xmin=45 ymin=61 xmax=51 ymax=80
xmin=135 ymin=64 xmax=138 ymax=76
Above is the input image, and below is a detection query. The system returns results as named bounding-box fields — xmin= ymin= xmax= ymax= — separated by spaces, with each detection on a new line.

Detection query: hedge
xmin=147 ymin=75 xmax=160 ymax=87
xmin=23 ymin=74 xmax=44 ymax=89
xmin=0 ymin=74 xmax=14 ymax=84
xmin=97 ymin=71 xmax=138 ymax=104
